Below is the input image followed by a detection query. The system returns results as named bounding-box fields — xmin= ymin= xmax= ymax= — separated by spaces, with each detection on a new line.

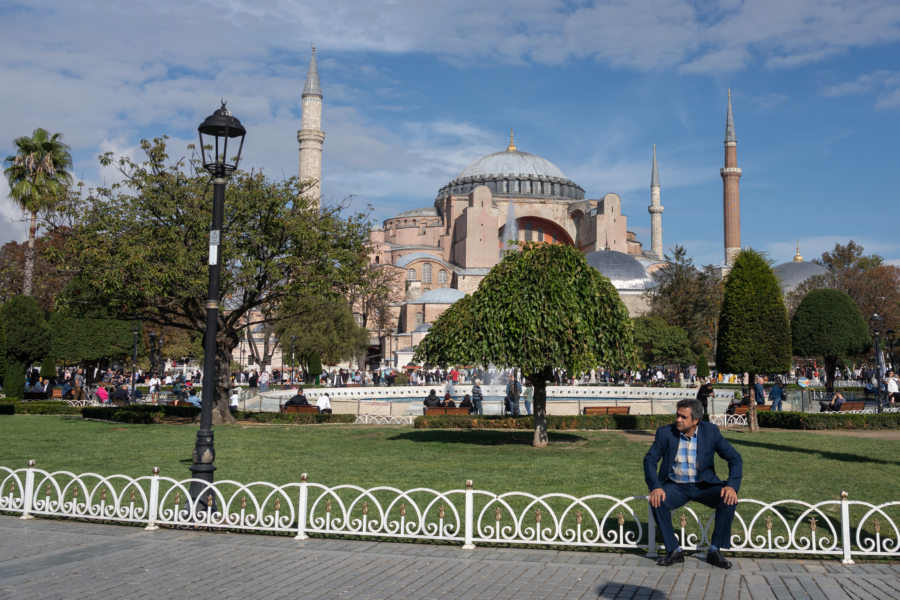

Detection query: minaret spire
xmin=648 ymin=144 xmax=663 ymax=260
xmin=298 ymin=44 xmax=325 ymax=207
xmin=721 ymin=88 xmax=742 ymax=267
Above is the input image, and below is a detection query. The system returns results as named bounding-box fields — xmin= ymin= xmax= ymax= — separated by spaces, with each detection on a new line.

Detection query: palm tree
xmin=4 ymin=128 xmax=72 ymax=296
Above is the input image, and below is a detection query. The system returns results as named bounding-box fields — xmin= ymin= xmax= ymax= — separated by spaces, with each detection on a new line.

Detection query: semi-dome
xmin=437 ymin=135 xmax=584 ymax=201
xmin=585 ymin=249 xmax=652 ymax=293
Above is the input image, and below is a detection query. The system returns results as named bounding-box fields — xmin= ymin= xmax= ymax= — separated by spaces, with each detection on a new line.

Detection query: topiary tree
xmin=1 ymin=295 xmax=52 ymax=398
xmin=716 ymin=250 xmax=791 ymax=432
xmin=791 ymin=289 xmax=870 ymax=392
xmin=415 ymin=242 xmax=637 ymax=447
xmin=696 ymin=354 xmax=710 ymax=379
xmin=632 ymin=316 xmax=693 ymax=368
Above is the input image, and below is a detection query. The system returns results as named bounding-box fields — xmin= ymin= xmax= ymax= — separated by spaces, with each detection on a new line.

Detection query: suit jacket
xmin=643 ymin=420 xmax=742 ymax=492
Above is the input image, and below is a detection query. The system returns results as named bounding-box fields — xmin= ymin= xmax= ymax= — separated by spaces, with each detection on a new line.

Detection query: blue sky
xmin=2 ymin=0 xmax=899 ymax=267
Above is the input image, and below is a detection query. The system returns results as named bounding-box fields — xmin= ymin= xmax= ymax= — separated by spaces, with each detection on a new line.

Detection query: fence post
xmin=840 ymin=491 xmax=855 ymax=565
xmin=462 ymin=480 xmax=475 ymax=549
xmin=295 ymin=473 xmax=309 ymax=540
xmin=145 ymin=467 xmax=160 ymax=531
xmin=646 ymin=497 xmax=657 ymax=557
xmin=20 ymin=460 xmax=35 ymax=520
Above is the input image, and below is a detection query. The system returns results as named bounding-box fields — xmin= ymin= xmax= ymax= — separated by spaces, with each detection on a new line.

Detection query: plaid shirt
xmin=670 ymin=430 xmax=698 ymax=483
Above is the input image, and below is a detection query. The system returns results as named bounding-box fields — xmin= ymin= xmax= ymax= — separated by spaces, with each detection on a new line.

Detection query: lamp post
xmin=189 ymin=102 xmax=246 ymax=503
xmin=131 ymin=322 xmax=140 ymax=401
xmin=887 ymin=328 xmax=896 ymax=374
xmin=870 ymin=313 xmax=883 ymax=413
xmin=290 ymin=335 xmax=296 ymax=384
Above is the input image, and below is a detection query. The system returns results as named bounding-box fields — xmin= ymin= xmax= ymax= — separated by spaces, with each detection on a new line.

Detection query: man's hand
xmin=649 ymin=488 xmax=666 ymax=508
xmin=720 ymin=486 xmax=738 ymax=505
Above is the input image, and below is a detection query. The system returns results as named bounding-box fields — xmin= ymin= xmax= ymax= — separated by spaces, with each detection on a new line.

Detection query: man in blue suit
xmin=643 ymin=398 xmax=743 ymax=568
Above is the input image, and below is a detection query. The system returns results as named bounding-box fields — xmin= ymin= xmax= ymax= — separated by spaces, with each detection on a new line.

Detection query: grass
xmin=1 ymin=415 xmax=897 ymax=504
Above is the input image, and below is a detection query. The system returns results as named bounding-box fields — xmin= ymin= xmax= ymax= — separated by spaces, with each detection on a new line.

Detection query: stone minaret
xmin=721 ymin=89 xmax=742 ymax=266
xmin=298 ymin=45 xmax=325 ymax=207
xmin=648 ymin=144 xmax=663 ymax=260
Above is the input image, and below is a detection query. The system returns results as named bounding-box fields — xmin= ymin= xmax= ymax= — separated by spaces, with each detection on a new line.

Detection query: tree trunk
xmin=212 ymin=333 xmax=237 ymax=425
xmin=748 ymin=371 xmax=759 ymax=433
xmin=529 ymin=369 xmax=551 ymax=448
xmin=22 ymin=211 xmax=37 ymax=296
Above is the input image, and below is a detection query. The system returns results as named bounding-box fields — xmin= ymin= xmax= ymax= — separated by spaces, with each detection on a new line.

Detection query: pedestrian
xmin=522 ymin=379 xmax=534 ymax=416
xmin=769 ymin=377 xmax=785 ymax=411
xmin=471 ymin=379 xmax=484 ymax=415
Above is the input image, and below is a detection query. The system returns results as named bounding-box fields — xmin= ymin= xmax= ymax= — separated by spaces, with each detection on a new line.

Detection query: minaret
xmin=648 ymin=144 xmax=663 ymax=260
xmin=298 ymin=45 xmax=325 ymax=207
xmin=721 ymin=89 xmax=742 ymax=266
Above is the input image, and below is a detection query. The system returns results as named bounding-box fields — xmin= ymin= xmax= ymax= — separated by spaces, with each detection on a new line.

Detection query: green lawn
xmin=1 ymin=415 xmax=897 ymax=503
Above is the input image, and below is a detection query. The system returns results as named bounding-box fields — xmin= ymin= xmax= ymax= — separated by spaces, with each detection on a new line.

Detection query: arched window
xmin=423 ymin=263 xmax=432 ymax=283
xmin=407 ymin=268 xmax=416 ymax=281
xmin=374 ymin=256 xmax=380 ymax=264
xmin=438 ymin=270 xmax=447 ymax=285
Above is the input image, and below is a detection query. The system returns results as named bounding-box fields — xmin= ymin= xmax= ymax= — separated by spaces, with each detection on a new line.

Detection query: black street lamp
xmin=870 ymin=313 xmax=883 ymax=413
xmin=131 ymin=322 xmax=140 ymax=401
xmin=290 ymin=335 xmax=296 ymax=384
xmin=887 ymin=328 xmax=896 ymax=374
xmin=189 ymin=102 xmax=246 ymax=503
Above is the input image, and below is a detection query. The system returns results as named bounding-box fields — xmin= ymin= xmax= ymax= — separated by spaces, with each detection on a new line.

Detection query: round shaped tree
xmin=415 ymin=242 xmax=637 ymax=447
xmin=791 ymin=289 xmax=870 ymax=392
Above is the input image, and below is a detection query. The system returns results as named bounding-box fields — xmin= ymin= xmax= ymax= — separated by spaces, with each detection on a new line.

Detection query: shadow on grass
xmin=389 ymin=430 xmax=587 ymax=446
xmin=727 ymin=435 xmax=899 ymax=466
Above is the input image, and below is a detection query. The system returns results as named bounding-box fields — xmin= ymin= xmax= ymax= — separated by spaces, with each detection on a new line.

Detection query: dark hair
xmin=676 ymin=398 xmax=704 ymax=421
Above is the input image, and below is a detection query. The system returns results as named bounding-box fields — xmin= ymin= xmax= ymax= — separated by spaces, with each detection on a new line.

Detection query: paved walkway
xmin=1 ymin=516 xmax=898 ymax=599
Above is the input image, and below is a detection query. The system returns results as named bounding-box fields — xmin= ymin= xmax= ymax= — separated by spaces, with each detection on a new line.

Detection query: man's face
xmin=674 ymin=407 xmax=699 ymax=435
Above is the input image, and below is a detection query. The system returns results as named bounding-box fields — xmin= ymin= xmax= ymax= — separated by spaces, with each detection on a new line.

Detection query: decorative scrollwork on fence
xmin=709 ymin=415 xmax=747 ymax=427
xmin=353 ymin=415 xmax=415 ymax=425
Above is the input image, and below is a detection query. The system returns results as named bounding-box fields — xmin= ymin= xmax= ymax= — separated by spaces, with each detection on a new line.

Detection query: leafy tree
xmin=0 ymin=230 xmax=71 ymax=312
xmin=696 ymin=354 xmax=710 ymax=379
xmin=56 ymin=138 xmax=371 ymax=423
xmin=276 ymin=292 xmax=369 ymax=367
xmin=48 ymin=312 xmax=137 ymax=381
xmin=1 ymin=295 xmax=52 ymax=397
xmin=791 ymin=289 xmax=870 ymax=392
xmin=715 ymin=250 xmax=791 ymax=432
xmin=4 ymin=128 xmax=73 ymax=296
xmin=646 ymin=246 xmax=723 ymax=356
xmin=415 ymin=243 xmax=636 ymax=447
xmin=632 ymin=316 xmax=693 ymax=367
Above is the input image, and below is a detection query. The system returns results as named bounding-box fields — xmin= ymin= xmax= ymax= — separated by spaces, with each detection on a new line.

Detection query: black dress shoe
xmin=655 ymin=549 xmax=684 ymax=566
xmin=706 ymin=549 xmax=732 ymax=569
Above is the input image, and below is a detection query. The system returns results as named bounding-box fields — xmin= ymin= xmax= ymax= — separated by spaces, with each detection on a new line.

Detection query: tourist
xmin=249 ymin=370 xmax=258 ymax=391
xmin=505 ymin=376 xmax=521 ymax=416
xmin=73 ymin=368 xmax=85 ymax=402
xmin=522 ymin=379 xmax=534 ymax=416
xmin=471 ymin=379 xmax=484 ymax=415
xmin=316 ymin=392 xmax=332 ymax=414
xmin=148 ymin=373 xmax=161 ymax=405
xmin=229 ymin=388 xmax=240 ymax=412
xmin=819 ymin=391 xmax=845 ymax=412
xmin=423 ymin=389 xmax=441 ymax=408
xmin=284 ymin=387 xmax=310 ymax=407
xmin=644 ymin=398 xmax=742 ymax=569
xmin=259 ymin=370 xmax=269 ymax=392
xmin=110 ymin=384 xmax=130 ymax=405
xmin=185 ymin=390 xmax=202 ymax=408
xmin=94 ymin=385 xmax=109 ymax=404
xmin=885 ymin=370 xmax=899 ymax=406
xmin=769 ymin=377 xmax=785 ymax=411
xmin=753 ymin=375 xmax=766 ymax=405
xmin=442 ymin=392 xmax=455 ymax=407
xmin=459 ymin=394 xmax=474 ymax=414
xmin=695 ymin=379 xmax=715 ymax=417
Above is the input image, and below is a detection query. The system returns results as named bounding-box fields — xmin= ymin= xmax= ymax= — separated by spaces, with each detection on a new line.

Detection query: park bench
xmin=733 ymin=404 xmax=771 ymax=415
xmin=51 ymin=388 xmax=63 ymax=399
xmin=424 ymin=406 xmax=470 ymax=415
xmin=168 ymin=399 xmax=195 ymax=407
xmin=838 ymin=401 xmax=865 ymax=412
xmin=22 ymin=391 xmax=50 ymax=401
xmin=281 ymin=405 xmax=319 ymax=414
xmin=583 ymin=406 xmax=631 ymax=415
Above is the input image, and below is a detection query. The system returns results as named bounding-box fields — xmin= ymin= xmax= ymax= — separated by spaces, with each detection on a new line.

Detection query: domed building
xmin=365 ymin=132 xmax=665 ymax=365
xmin=773 ymin=244 xmax=830 ymax=295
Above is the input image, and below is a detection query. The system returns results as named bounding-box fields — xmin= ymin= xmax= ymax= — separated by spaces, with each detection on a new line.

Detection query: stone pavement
xmin=1 ymin=516 xmax=898 ymax=600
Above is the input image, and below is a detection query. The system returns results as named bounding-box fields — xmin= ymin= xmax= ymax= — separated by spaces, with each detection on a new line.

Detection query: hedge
xmin=758 ymin=411 xmax=900 ymax=430
xmin=414 ymin=414 xmax=675 ymax=431
xmin=81 ymin=405 xmax=201 ymax=424
xmin=0 ymin=401 xmax=82 ymax=415
xmin=232 ymin=411 xmax=356 ymax=425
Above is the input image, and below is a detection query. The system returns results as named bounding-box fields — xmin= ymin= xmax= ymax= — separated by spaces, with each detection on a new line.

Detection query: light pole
xmin=131 ymin=322 xmax=140 ymax=401
xmin=870 ymin=313 xmax=883 ymax=413
xmin=887 ymin=328 xmax=896 ymax=374
xmin=290 ymin=335 xmax=296 ymax=384
xmin=189 ymin=102 xmax=246 ymax=503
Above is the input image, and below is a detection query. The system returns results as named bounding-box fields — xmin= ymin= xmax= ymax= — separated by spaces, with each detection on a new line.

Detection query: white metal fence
xmin=2 ymin=462 xmax=897 ymax=563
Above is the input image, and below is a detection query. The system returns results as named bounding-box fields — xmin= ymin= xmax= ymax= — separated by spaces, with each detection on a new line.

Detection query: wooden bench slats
xmin=583 ymin=406 xmax=631 ymax=415
xmin=734 ymin=405 xmax=771 ymax=415
xmin=424 ymin=407 xmax=470 ymax=415
xmin=281 ymin=405 xmax=319 ymax=413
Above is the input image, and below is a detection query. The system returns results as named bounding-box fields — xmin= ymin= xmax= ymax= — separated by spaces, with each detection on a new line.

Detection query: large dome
xmin=773 ymin=260 xmax=830 ymax=294
xmin=437 ymin=142 xmax=584 ymax=201
xmin=585 ymin=250 xmax=652 ymax=293
xmin=457 ymin=150 xmax=568 ymax=180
